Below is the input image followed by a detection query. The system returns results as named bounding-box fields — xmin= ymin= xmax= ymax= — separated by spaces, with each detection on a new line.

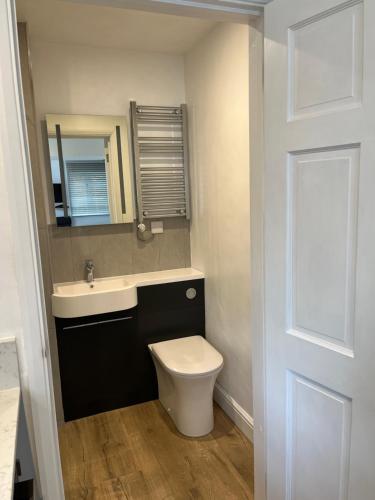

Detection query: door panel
xmin=288 ymin=2 xmax=363 ymax=120
xmin=286 ymin=373 xmax=351 ymax=500
xmin=288 ymin=146 xmax=359 ymax=353
xmin=264 ymin=0 xmax=375 ymax=498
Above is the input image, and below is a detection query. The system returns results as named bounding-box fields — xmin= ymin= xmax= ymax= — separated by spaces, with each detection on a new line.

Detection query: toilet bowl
xmin=148 ymin=335 xmax=223 ymax=437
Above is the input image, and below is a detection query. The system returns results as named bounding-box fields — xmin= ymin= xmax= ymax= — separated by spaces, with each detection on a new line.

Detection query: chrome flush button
xmin=186 ymin=287 xmax=197 ymax=300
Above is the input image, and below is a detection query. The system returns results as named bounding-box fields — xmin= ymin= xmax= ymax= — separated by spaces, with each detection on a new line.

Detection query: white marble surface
xmin=54 ymin=267 xmax=204 ymax=290
xmin=0 ymin=387 xmax=20 ymax=500
xmin=0 ymin=338 xmax=20 ymax=500
xmin=0 ymin=340 xmax=19 ymax=391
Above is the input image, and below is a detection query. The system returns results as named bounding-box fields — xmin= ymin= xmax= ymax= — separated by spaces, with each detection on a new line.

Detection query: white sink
xmin=52 ymin=277 xmax=137 ymax=318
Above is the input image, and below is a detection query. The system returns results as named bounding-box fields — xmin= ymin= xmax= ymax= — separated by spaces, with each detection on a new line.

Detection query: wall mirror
xmin=46 ymin=114 xmax=134 ymax=227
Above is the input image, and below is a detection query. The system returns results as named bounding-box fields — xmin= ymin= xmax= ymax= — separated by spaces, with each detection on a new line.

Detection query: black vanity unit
xmin=56 ymin=279 xmax=205 ymax=421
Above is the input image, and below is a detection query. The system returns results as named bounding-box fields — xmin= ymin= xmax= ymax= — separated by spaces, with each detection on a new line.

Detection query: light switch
xmin=151 ymin=221 xmax=164 ymax=234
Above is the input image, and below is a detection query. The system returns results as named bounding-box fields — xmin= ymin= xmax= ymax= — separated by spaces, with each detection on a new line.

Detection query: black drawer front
xmin=56 ymin=279 xmax=205 ymax=421
xmin=55 ymin=308 xmax=136 ymax=329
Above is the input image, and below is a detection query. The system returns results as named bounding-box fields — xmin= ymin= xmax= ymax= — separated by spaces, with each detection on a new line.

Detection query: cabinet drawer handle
xmin=63 ymin=316 xmax=133 ymax=331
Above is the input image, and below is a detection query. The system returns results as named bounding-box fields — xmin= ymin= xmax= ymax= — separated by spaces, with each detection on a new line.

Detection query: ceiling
xmin=16 ymin=0 xmax=217 ymax=54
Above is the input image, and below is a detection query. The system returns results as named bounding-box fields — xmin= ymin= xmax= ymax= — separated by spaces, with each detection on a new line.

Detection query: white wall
xmin=185 ymin=23 xmax=252 ymax=415
xmin=29 ymin=40 xmax=187 ymax=223
xmin=31 ymin=40 xmax=186 ymax=116
xmin=0 ymin=142 xmax=22 ymax=340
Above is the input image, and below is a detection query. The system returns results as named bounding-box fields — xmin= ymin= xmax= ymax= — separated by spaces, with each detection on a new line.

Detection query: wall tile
xmin=48 ymin=226 xmax=74 ymax=283
xmin=48 ymin=219 xmax=190 ymax=283
xmin=184 ymin=226 xmax=192 ymax=267
xmin=131 ymin=224 xmax=161 ymax=274
xmin=70 ymin=224 xmax=133 ymax=281
xmin=159 ymin=218 xmax=190 ymax=270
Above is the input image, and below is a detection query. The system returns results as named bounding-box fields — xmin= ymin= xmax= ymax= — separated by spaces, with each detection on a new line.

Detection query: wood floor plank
xmin=212 ymin=407 xmax=254 ymax=492
xmin=118 ymin=471 xmax=151 ymax=498
xmin=100 ymin=478 xmax=129 ymax=499
xmin=59 ymin=400 xmax=254 ymax=500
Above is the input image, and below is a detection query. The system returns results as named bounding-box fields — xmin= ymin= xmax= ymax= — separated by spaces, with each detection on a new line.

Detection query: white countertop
xmin=0 ymin=387 xmax=20 ymax=500
xmin=124 ymin=267 xmax=204 ymax=287
xmin=54 ymin=267 xmax=204 ymax=291
xmin=0 ymin=339 xmax=20 ymax=500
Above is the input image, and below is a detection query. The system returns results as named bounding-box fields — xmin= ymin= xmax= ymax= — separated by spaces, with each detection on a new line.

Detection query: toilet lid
xmin=149 ymin=335 xmax=223 ymax=377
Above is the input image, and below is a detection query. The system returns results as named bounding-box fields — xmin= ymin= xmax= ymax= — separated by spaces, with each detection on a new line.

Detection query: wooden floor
xmin=58 ymin=401 xmax=254 ymax=499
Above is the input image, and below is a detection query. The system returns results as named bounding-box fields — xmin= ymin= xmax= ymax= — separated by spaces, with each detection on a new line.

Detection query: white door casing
xmin=264 ymin=1 xmax=375 ymax=499
xmin=0 ymin=0 xmax=64 ymax=498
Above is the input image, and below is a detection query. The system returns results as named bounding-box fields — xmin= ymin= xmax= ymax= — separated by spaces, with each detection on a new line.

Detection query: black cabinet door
xmin=57 ymin=308 xmax=144 ymax=421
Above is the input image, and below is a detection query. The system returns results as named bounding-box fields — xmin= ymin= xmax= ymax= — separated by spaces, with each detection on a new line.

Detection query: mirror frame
xmin=46 ymin=113 xmax=134 ymax=225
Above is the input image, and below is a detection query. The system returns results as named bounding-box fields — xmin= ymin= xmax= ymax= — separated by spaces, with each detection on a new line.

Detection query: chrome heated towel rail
xmin=130 ymin=102 xmax=191 ymax=222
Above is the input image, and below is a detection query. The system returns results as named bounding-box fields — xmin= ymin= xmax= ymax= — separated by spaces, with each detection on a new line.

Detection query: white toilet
xmin=148 ymin=335 xmax=223 ymax=437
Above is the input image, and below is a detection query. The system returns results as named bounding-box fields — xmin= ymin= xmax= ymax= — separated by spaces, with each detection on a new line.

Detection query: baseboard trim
xmin=214 ymin=383 xmax=254 ymax=442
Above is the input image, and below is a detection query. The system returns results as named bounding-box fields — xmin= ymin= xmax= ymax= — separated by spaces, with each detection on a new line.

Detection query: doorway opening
xmin=13 ymin=0 xmax=265 ymax=498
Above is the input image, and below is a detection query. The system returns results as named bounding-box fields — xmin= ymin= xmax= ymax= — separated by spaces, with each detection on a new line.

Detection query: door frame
xmin=0 ymin=0 xmax=64 ymax=498
xmin=249 ymin=15 xmax=266 ymax=500
xmin=1 ymin=1 xmax=266 ymax=498
xmin=68 ymin=0 xmax=266 ymax=20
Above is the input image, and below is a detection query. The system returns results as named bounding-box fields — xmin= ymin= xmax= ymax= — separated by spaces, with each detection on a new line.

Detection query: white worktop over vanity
xmin=55 ymin=267 xmax=204 ymax=290
xmin=124 ymin=267 xmax=204 ymax=287
xmin=0 ymin=339 xmax=20 ymax=500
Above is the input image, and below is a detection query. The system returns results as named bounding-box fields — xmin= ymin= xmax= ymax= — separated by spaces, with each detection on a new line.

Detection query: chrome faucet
xmin=85 ymin=260 xmax=95 ymax=283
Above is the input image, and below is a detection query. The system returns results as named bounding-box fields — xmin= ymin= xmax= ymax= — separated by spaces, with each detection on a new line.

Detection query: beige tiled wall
xmin=18 ymin=23 xmax=191 ymax=425
xmin=48 ymin=219 xmax=191 ymax=285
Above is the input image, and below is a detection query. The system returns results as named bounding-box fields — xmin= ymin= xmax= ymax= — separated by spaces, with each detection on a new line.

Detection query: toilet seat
xmin=149 ymin=335 xmax=223 ymax=378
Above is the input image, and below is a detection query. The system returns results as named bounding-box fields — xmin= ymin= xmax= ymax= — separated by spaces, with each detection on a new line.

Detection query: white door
xmin=264 ymin=0 xmax=375 ymax=499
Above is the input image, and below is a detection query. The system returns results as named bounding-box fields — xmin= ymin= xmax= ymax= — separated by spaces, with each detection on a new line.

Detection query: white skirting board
xmin=214 ymin=383 xmax=254 ymax=442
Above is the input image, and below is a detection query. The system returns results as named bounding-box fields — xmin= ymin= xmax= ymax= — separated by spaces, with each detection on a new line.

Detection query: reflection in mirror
xmin=46 ymin=114 xmax=133 ymax=227
xmin=49 ymin=137 xmax=110 ymax=226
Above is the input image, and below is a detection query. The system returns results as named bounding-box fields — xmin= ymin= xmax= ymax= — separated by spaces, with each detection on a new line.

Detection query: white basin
xmin=52 ymin=277 xmax=137 ymax=318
